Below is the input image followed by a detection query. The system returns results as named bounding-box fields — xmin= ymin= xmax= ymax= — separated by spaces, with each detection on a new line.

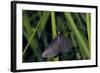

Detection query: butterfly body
xmin=60 ymin=36 xmax=73 ymax=53
xmin=42 ymin=35 xmax=73 ymax=58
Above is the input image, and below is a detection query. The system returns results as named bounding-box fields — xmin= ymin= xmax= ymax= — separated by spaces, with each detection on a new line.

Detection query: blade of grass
xmin=64 ymin=12 xmax=89 ymax=58
xmin=23 ymin=12 xmax=50 ymax=61
xmin=47 ymin=11 xmax=59 ymax=61
xmin=23 ymin=13 xmax=32 ymax=35
xmin=70 ymin=32 xmax=77 ymax=48
xmin=80 ymin=13 xmax=86 ymax=24
xmin=73 ymin=13 xmax=83 ymax=31
xmin=23 ymin=13 xmax=41 ymax=61
xmin=70 ymin=32 xmax=83 ymax=59
xmin=23 ymin=17 xmax=41 ymax=56
xmin=51 ymin=11 xmax=57 ymax=38
xmin=86 ymin=13 xmax=91 ymax=49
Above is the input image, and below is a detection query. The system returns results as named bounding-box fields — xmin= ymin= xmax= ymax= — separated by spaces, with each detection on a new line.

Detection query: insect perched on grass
xmin=42 ymin=32 xmax=73 ymax=58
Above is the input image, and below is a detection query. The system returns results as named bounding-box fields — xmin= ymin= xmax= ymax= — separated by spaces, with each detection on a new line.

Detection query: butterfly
xmin=42 ymin=35 xmax=73 ymax=58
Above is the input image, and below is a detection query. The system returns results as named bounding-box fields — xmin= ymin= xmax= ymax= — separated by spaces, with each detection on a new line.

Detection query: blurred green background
xmin=22 ymin=10 xmax=91 ymax=63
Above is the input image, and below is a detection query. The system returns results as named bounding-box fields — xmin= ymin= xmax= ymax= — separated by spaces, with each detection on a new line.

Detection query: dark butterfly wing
xmin=60 ymin=36 xmax=73 ymax=53
xmin=42 ymin=36 xmax=60 ymax=58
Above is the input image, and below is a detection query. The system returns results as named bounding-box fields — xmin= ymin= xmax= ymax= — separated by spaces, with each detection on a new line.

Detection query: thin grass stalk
xmin=51 ymin=11 xmax=57 ymax=38
xmin=64 ymin=12 xmax=89 ymax=58
xmin=23 ymin=14 xmax=32 ymax=35
xmin=49 ymin=11 xmax=59 ymax=61
xmin=74 ymin=13 xmax=83 ymax=30
xmin=86 ymin=13 xmax=91 ymax=49
xmin=70 ymin=32 xmax=82 ymax=59
xmin=23 ymin=13 xmax=41 ymax=61
xmin=80 ymin=14 xmax=86 ymax=23
xmin=23 ymin=12 xmax=50 ymax=57
xmin=22 ymin=17 xmax=41 ymax=56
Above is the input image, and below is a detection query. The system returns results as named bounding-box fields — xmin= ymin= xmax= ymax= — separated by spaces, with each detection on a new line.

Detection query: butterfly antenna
xmin=60 ymin=23 xmax=65 ymax=32
xmin=57 ymin=23 xmax=65 ymax=35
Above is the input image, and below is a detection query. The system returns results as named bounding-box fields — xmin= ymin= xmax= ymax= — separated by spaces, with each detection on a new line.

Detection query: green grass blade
xmin=64 ymin=12 xmax=89 ymax=58
xmin=51 ymin=11 xmax=57 ymax=38
xmin=22 ymin=23 xmax=40 ymax=56
xmin=23 ymin=13 xmax=41 ymax=61
xmin=49 ymin=11 xmax=59 ymax=61
xmin=73 ymin=13 xmax=83 ymax=30
xmin=86 ymin=13 xmax=91 ymax=49
xmin=23 ymin=12 xmax=50 ymax=61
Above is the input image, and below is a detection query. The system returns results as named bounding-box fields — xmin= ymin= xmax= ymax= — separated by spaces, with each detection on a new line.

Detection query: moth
xmin=42 ymin=34 xmax=73 ymax=58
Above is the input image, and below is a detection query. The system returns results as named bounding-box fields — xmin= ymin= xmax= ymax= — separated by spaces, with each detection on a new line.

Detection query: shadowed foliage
xmin=22 ymin=10 xmax=91 ymax=62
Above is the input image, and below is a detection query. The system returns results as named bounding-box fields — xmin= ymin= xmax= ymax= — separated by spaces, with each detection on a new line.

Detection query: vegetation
xmin=22 ymin=10 xmax=91 ymax=62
